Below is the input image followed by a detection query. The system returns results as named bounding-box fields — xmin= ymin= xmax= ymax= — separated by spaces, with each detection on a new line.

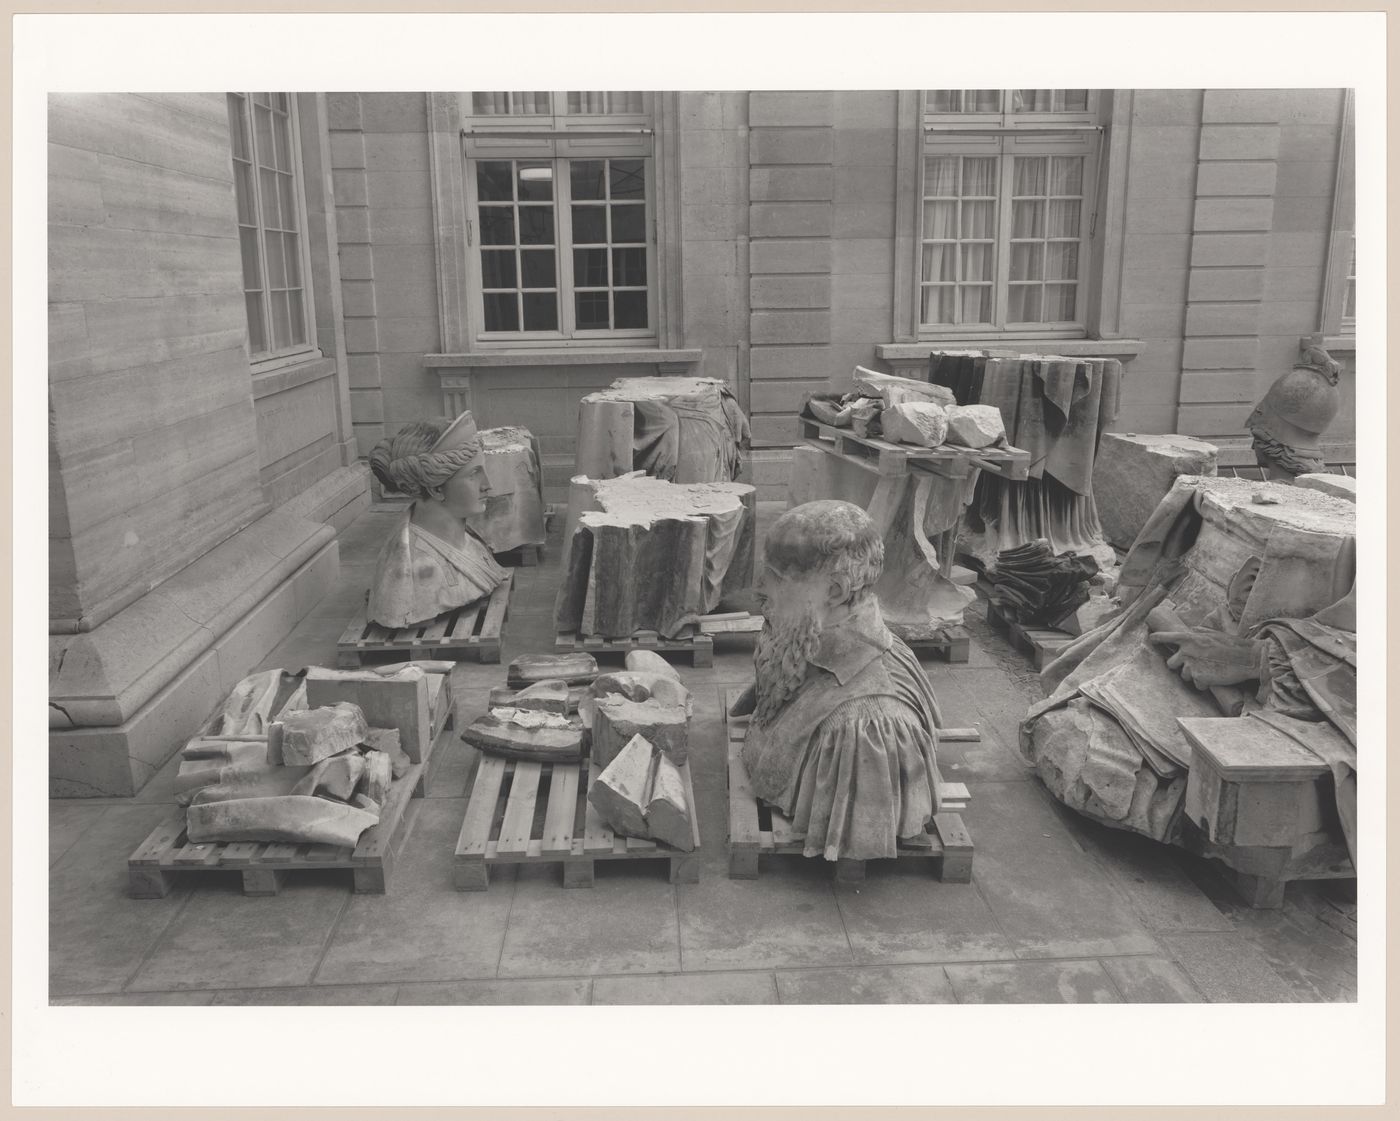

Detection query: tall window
xmin=463 ymin=91 xmax=657 ymax=343
xmin=227 ymin=92 xmax=315 ymax=361
xmin=918 ymin=90 xmax=1101 ymax=336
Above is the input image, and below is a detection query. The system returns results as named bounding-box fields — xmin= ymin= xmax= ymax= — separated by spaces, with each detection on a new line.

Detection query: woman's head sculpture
xmin=369 ymin=411 xmax=490 ymax=516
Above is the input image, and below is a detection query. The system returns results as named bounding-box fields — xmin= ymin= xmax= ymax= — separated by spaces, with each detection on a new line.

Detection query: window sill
xmin=1313 ymin=335 xmax=1356 ymax=355
xmin=877 ymin=338 xmax=1144 ymax=363
xmin=251 ymin=354 xmax=336 ymax=400
xmin=424 ymin=348 xmax=702 ymax=369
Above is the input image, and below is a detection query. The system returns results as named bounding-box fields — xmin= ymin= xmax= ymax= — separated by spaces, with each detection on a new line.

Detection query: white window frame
xmin=227 ymin=92 xmax=320 ymax=370
xmin=894 ymin=89 xmax=1116 ymax=344
xmin=1320 ymin=90 xmax=1356 ymax=340
xmin=459 ymin=92 xmax=662 ymax=349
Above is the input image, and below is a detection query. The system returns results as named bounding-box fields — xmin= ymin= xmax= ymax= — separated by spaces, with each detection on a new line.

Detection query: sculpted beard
xmin=752 ymin=607 xmax=823 ymax=727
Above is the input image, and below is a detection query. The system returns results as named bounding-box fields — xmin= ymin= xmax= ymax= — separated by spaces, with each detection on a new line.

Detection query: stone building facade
xmin=48 ymin=88 xmax=1356 ymax=795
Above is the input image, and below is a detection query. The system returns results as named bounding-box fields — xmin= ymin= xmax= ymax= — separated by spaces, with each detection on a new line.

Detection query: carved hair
xmin=764 ymin=500 xmax=885 ymax=605
xmin=368 ymin=420 xmax=481 ymax=500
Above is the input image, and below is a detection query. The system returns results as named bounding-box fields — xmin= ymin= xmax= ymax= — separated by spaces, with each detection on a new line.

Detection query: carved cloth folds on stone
xmin=629 ymin=385 xmax=751 ymax=483
xmin=741 ymin=597 xmax=945 ymax=861
xmin=367 ymin=513 xmax=507 ymax=629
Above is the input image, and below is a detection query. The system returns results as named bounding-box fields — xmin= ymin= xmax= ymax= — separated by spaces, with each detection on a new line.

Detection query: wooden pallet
xmin=896 ymin=623 xmax=971 ymax=663
xmin=984 ymin=596 xmax=1074 ymax=671
xmin=798 ymin=416 xmax=1030 ymax=482
xmin=127 ymin=761 xmax=427 ymax=898
xmin=454 ymin=753 xmax=701 ymax=889
xmin=720 ymin=688 xmax=974 ymax=884
xmin=337 ymin=572 xmax=512 ymax=667
xmin=556 ymin=624 xmax=714 ymax=668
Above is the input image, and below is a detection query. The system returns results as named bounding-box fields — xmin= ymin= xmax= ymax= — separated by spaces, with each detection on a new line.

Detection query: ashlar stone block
xmin=1092 ymin=433 xmax=1219 ymax=549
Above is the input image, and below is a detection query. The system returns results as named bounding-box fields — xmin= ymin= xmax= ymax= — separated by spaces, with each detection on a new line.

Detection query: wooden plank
xmin=939 ymin=727 xmax=981 ymax=742
xmin=682 ymin=761 xmax=702 ymax=853
xmin=481 ymin=572 xmax=513 ymax=638
xmin=625 ymin=834 xmax=657 ymax=853
xmin=337 ymin=613 xmax=371 ymax=647
xmin=698 ymin=613 xmax=764 ymax=635
xmin=540 ymin=761 xmax=581 ymax=857
xmin=769 ymin=810 xmax=799 ymax=849
xmin=129 ymin=809 xmax=188 ymax=865
xmin=172 ymin=843 xmax=222 ymax=867
xmin=417 ymin=611 xmax=455 ymax=644
xmin=727 ymin=742 xmax=763 ymax=854
xmin=496 ymin=761 xmax=543 ymax=854
xmin=581 ymin=761 xmax=616 ymax=854
xmin=456 ymin=755 xmax=508 ymax=858
xmin=259 ymin=844 xmax=301 ymax=863
xmin=940 ymin=781 xmax=971 ymax=804
xmin=354 ymin=763 xmax=420 ymax=863
xmin=219 ymin=842 xmax=262 ymax=867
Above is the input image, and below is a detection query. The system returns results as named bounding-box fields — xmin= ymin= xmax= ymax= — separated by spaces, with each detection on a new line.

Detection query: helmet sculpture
xmin=1247 ymin=345 xmax=1343 ymax=477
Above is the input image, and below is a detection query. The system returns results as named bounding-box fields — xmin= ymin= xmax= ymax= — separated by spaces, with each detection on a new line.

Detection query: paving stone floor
xmin=49 ymin=502 xmax=1358 ymax=1006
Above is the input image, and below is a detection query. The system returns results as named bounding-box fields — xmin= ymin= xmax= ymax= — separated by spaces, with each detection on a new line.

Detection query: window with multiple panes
xmin=463 ymin=91 xmax=657 ymax=343
xmin=226 ymin=93 xmax=316 ymax=361
xmin=918 ymin=90 xmax=1101 ymax=336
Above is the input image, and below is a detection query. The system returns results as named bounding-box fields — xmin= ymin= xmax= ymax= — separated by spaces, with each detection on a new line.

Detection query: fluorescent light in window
xmin=518 ymin=167 xmax=553 ymax=182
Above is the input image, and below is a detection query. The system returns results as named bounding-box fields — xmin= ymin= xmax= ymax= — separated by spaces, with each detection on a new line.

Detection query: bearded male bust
xmin=733 ymin=500 xmax=945 ymax=861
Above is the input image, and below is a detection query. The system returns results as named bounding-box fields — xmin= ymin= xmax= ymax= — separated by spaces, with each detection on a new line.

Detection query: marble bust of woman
xmin=366 ymin=411 xmax=508 ymax=628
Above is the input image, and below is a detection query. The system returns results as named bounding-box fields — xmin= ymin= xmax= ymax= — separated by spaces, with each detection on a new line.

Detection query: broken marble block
xmin=186 ymin=765 xmax=314 ymax=805
xmin=852 ymin=366 xmax=956 ymax=410
xmin=292 ymin=751 xmax=365 ymax=803
xmin=881 ymin=401 xmax=948 ymax=448
xmin=587 ymin=733 xmax=695 ymax=850
xmin=185 ymin=795 xmax=379 ymax=848
xmin=489 ymin=681 xmax=587 ymax=714
xmin=625 ymin=649 xmax=681 ymax=679
xmin=556 ymin=475 xmax=756 ymax=639
xmin=496 ymin=679 xmax=572 ymax=714
xmin=363 ymin=727 xmax=411 ymax=780
xmin=507 ymin=652 xmax=600 ymax=687
xmin=576 ymin=376 xmax=749 ymax=485
xmin=1294 ymin=473 xmax=1356 ymax=502
xmin=592 ymin=694 xmax=691 ymax=769
xmin=1092 ymin=433 xmax=1219 ymax=550
xmin=279 ymin=703 xmax=369 ymax=767
xmin=943 ymin=404 xmax=1006 ymax=449
xmin=588 ymin=734 xmax=656 ymax=839
xmin=305 ymin=665 xmax=433 ymax=764
xmin=646 ymin=752 xmax=694 ymax=852
xmin=464 ymin=424 xmax=548 ymax=553
xmin=361 ymin=749 xmax=392 ymax=806
xmin=461 ymin=707 xmax=586 ymax=763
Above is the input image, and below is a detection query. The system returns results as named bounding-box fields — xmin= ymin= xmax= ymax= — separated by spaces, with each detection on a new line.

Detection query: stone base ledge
xmin=50 ymin=506 xmax=337 ymax=731
xmin=282 ymin=462 xmax=371 ymax=534
xmin=50 ymin=540 xmax=339 ymax=798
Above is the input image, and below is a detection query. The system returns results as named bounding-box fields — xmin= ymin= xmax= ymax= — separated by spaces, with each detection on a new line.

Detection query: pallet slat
xmin=337 ymin=574 xmax=511 ymax=667
xmin=457 ymin=755 xmax=508 ymax=858
xmin=496 ymin=761 xmax=543 ymax=854
xmin=540 ymin=762 xmax=581 ymax=857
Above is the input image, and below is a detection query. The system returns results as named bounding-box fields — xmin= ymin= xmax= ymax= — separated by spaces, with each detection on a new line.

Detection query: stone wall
xmin=49 ymin=92 xmax=356 ymax=795
xmin=1114 ymin=88 xmax=1352 ymax=443
xmin=328 ymin=92 xmax=441 ymax=457
xmin=49 ymin=93 xmax=266 ymax=632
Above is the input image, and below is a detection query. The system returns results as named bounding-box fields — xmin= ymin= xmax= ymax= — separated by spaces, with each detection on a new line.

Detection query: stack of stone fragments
xmin=174 ymin=665 xmax=429 ymax=848
xmin=804 ymin=366 xmax=1008 ymax=452
xmin=460 ymin=651 xmax=695 ymax=851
